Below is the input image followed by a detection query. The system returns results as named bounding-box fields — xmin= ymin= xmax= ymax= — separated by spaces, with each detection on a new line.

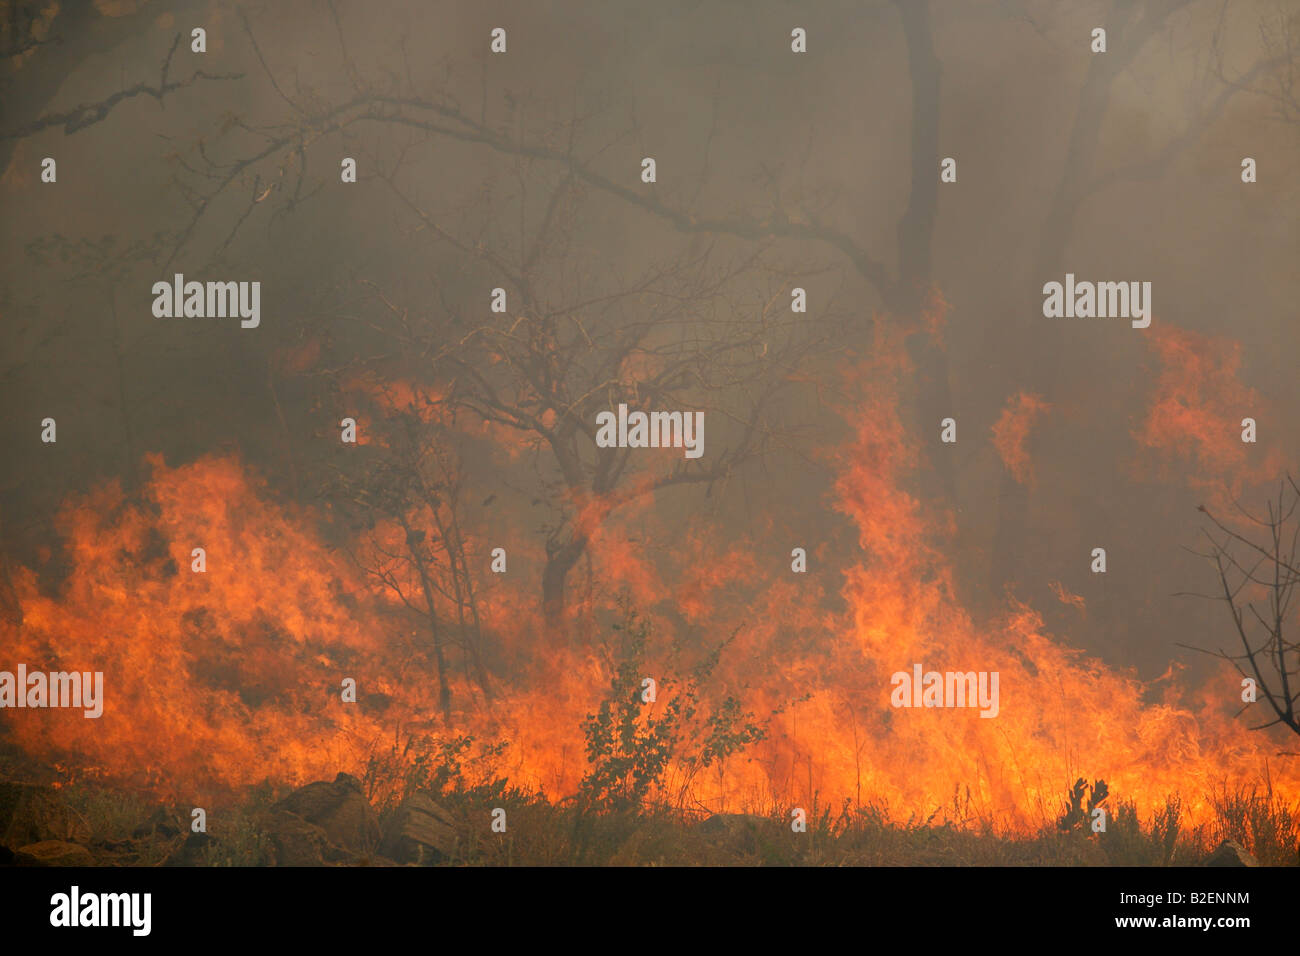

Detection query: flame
xmin=0 ymin=316 xmax=1296 ymax=833
xmin=992 ymin=391 xmax=1050 ymax=487
xmin=796 ymin=322 xmax=1297 ymax=827
xmin=1133 ymin=325 xmax=1286 ymax=498
xmin=1048 ymin=580 xmax=1087 ymax=616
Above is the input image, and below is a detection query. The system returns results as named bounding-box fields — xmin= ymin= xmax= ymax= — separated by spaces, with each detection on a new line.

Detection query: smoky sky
xmin=2 ymin=0 xmax=1298 ymax=687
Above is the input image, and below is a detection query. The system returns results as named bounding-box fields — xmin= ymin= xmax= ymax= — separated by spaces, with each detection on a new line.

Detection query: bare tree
xmin=1184 ymin=477 xmax=1300 ymax=739
xmin=318 ymin=157 xmax=835 ymax=627
xmin=1 ymin=12 xmax=243 ymax=175
xmin=10 ymin=3 xmax=847 ymax=638
xmin=1213 ymin=2 xmax=1300 ymax=132
xmin=327 ymin=405 xmax=493 ymax=718
xmin=990 ymin=0 xmax=1297 ymax=599
xmin=158 ymin=0 xmax=956 ymax=494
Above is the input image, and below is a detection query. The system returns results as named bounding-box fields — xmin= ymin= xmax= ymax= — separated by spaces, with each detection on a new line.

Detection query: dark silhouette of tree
xmin=1183 ymin=477 xmax=1300 ymax=739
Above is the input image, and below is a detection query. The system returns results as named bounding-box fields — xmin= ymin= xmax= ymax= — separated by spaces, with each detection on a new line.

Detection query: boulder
xmin=0 ymin=782 xmax=88 ymax=846
xmin=378 ymin=793 xmax=458 ymax=864
xmin=271 ymin=773 xmax=379 ymax=855
xmin=258 ymin=809 xmax=329 ymax=867
xmin=15 ymin=840 xmax=94 ymax=866
xmin=1204 ymin=840 xmax=1258 ymax=867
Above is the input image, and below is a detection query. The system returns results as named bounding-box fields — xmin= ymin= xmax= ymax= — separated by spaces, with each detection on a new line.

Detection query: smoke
xmin=2 ymin=0 xmax=1298 ymax=822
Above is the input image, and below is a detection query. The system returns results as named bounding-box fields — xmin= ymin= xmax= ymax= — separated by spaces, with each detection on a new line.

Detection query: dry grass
xmin=18 ymin=777 xmax=1300 ymax=866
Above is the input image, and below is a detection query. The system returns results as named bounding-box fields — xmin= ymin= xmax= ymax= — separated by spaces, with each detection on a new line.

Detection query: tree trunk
xmin=542 ymin=534 xmax=588 ymax=629
xmin=988 ymin=1 xmax=1148 ymax=597
xmin=399 ymin=515 xmax=452 ymax=719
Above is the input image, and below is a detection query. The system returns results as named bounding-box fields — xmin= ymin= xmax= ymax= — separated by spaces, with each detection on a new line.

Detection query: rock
xmin=0 ymin=782 xmax=88 ymax=846
xmin=378 ymin=793 xmax=458 ymax=864
xmin=271 ymin=773 xmax=379 ymax=855
xmin=1204 ymin=840 xmax=1257 ymax=867
xmin=14 ymin=840 xmax=95 ymax=866
xmin=258 ymin=809 xmax=329 ymax=867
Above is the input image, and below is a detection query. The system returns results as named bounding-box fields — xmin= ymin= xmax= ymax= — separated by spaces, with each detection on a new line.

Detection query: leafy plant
xmin=364 ymin=731 xmax=508 ymax=817
xmin=1057 ymin=777 xmax=1109 ymax=832
xmin=577 ymin=601 xmax=768 ymax=813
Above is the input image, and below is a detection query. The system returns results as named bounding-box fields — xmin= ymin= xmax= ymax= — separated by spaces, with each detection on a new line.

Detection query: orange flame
xmin=992 ymin=391 xmax=1051 ymax=488
xmin=1133 ymin=325 xmax=1286 ymax=499
xmin=1 ymin=318 xmax=1295 ymax=833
